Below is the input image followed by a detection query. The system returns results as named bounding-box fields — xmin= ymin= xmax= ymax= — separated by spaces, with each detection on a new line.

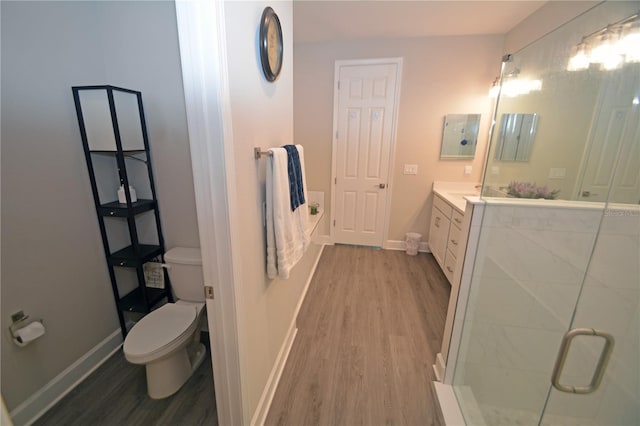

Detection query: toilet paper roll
xmin=13 ymin=321 xmax=45 ymax=346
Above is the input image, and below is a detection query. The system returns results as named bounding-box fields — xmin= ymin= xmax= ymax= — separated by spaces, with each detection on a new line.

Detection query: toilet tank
xmin=164 ymin=247 xmax=205 ymax=303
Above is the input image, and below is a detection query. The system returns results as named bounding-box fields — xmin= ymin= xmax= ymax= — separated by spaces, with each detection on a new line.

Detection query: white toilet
xmin=123 ymin=247 xmax=207 ymax=399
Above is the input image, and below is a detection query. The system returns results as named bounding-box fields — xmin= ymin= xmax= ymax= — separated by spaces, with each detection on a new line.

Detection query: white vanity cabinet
xmin=429 ymin=182 xmax=481 ymax=382
xmin=429 ymin=194 xmax=463 ymax=284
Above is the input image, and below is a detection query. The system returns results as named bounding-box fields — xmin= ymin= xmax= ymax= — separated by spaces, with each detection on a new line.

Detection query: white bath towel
xmin=266 ymin=145 xmax=310 ymax=279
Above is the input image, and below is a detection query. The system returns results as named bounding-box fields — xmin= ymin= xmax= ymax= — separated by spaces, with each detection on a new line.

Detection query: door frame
xmin=175 ymin=1 xmax=244 ymax=425
xmin=330 ymin=57 xmax=403 ymax=246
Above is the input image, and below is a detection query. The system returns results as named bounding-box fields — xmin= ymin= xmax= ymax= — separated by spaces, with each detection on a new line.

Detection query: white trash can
xmin=405 ymin=232 xmax=422 ymax=256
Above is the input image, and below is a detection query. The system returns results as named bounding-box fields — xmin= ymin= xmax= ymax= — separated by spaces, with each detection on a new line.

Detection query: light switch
xmin=403 ymin=164 xmax=418 ymax=175
xmin=491 ymin=166 xmax=500 ymax=175
xmin=464 ymin=165 xmax=472 ymax=175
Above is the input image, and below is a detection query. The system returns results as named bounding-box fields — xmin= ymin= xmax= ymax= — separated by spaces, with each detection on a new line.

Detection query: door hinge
xmin=204 ymin=286 xmax=214 ymax=300
xmin=334 ymin=177 xmax=337 ymax=184
xmin=338 ymin=81 xmax=341 ymax=90
xmin=336 ymin=130 xmax=338 ymax=140
xmin=333 ymin=219 xmax=336 ymax=227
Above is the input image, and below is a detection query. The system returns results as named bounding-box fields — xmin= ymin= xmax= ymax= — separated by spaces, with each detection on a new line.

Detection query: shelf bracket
xmin=124 ymin=153 xmax=148 ymax=164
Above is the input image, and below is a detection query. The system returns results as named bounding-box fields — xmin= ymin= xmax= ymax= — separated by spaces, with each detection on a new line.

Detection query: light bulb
xmin=619 ymin=20 xmax=640 ymax=63
xmin=567 ymin=42 xmax=590 ymax=71
xmin=590 ymin=31 xmax=623 ymax=69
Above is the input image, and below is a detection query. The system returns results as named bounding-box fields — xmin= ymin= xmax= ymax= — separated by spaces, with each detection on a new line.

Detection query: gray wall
xmin=1 ymin=1 xmax=198 ymax=410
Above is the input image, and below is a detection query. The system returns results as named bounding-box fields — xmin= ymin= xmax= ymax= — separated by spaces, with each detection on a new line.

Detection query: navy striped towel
xmin=283 ymin=145 xmax=305 ymax=211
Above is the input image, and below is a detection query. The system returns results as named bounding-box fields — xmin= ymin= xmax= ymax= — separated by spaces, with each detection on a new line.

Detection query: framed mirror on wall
xmin=440 ymin=113 xmax=481 ymax=159
xmin=494 ymin=113 xmax=539 ymax=161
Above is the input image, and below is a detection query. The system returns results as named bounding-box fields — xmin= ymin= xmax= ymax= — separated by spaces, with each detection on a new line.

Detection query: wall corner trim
xmin=9 ymin=329 xmax=122 ymax=426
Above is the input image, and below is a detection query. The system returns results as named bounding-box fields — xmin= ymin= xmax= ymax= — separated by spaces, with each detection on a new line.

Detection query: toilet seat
xmin=123 ymin=303 xmax=201 ymax=364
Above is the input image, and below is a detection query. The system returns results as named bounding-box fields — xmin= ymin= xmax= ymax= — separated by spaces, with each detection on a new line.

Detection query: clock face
xmin=260 ymin=7 xmax=283 ymax=82
xmin=267 ymin=19 xmax=280 ymax=70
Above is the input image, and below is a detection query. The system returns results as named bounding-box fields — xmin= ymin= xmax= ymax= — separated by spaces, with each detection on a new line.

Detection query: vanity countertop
xmin=432 ymin=181 xmax=482 ymax=213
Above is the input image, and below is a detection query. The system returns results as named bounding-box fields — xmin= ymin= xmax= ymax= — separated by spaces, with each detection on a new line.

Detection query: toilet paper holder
xmin=9 ymin=311 xmax=45 ymax=347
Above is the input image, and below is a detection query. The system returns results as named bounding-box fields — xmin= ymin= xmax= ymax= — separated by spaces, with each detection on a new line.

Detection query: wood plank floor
xmin=34 ymin=334 xmax=217 ymax=426
xmin=265 ymin=245 xmax=451 ymax=426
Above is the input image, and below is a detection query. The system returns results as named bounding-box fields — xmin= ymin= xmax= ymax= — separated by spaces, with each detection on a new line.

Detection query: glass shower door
xmin=452 ymin=173 xmax=639 ymax=426
xmin=451 ymin=2 xmax=639 ymax=424
xmin=451 ymin=200 xmax=607 ymax=425
xmin=539 ymin=84 xmax=640 ymax=423
xmin=540 ymin=39 xmax=640 ymax=426
xmin=539 ymin=203 xmax=640 ymax=425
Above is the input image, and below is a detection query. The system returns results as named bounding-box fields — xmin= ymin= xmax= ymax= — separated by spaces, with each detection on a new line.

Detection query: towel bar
xmin=254 ymin=147 xmax=273 ymax=159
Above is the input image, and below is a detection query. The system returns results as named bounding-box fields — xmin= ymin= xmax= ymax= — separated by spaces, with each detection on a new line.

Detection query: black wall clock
xmin=259 ymin=6 xmax=283 ymax=82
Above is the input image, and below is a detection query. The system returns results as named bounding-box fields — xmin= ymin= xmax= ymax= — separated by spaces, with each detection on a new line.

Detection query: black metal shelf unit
xmin=72 ymin=85 xmax=173 ymax=337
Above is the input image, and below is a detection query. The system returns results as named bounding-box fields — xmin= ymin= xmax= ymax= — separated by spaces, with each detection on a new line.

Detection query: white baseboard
xmin=250 ymin=325 xmax=298 ymax=426
xmin=10 ymin=329 xmax=123 ymax=426
xmin=294 ymin=244 xmax=325 ymax=325
xmin=312 ymin=234 xmax=333 ymax=245
xmin=432 ymin=382 xmax=467 ymax=426
xmin=250 ymin=244 xmax=325 ymax=426
xmin=383 ymin=240 xmax=431 ymax=253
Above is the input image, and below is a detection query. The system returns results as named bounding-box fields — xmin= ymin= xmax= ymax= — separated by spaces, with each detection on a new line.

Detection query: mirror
xmin=483 ymin=3 xmax=640 ymax=204
xmin=440 ymin=113 xmax=480 ymax=159
xmin=494 ymin=113 xmax=538 ymax=161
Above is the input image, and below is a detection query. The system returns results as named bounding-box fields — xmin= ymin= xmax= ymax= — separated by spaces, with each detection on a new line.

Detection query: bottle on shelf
xmin=117 ymin=184 xmax=137 ymax=203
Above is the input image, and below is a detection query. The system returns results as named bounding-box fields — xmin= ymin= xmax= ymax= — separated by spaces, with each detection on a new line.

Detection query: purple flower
xmin=507 ymin=181 xmax=559 ymax=200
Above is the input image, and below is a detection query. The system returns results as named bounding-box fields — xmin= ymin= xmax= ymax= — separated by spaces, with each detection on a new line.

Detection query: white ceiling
xmin=293 ymin=1 xmax=547 ymax=43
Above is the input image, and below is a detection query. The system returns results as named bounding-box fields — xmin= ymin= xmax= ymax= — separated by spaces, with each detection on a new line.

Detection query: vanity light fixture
xmin=488 ymin=69 xmax=542 ymax=98
xmin=567 ymin=12 xmax=640 ymax=71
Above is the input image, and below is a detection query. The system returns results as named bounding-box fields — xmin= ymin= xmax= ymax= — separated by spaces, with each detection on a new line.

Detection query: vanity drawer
xmin=443 ymin=249 xmax=456 ymax=284
xmin=451 ymin=209 xmax=464 ymax=228
xmin=448 ymin=224 xmax=462 ymax=258
xmin=433 ymin=194 xmax=453 ymax=218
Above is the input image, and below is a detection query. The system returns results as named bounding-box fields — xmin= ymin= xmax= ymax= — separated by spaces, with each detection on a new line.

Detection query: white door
xmin=577 ymin=66 xmax=640 ymax=203
xmin=332 ymin=60 xmax=401 ymax=246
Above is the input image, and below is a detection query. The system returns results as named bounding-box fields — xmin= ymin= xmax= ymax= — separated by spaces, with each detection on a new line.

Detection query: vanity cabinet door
xmin=443 ymin=249 xmax=457 ymax=283
xmin=448 ymin=222 xmax=462 ymax=259
xmin=429 ymin=207 xmax=450 ymax=268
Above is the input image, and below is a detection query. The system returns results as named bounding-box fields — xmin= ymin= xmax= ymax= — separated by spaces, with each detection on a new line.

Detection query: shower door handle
xmin=551 ymin=328 xmax=615 ymax=394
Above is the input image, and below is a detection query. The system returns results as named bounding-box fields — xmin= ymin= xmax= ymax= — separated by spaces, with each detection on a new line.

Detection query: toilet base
xmin=146 ymin=342 xmax=207 ymax=399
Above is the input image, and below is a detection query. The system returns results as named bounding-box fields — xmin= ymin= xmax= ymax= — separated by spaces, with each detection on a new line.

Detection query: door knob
xmin=379 ymin=183 xmax=386 ymax=189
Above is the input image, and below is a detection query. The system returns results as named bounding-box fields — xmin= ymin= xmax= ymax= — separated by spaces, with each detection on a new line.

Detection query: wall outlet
xmin=403 ymin=164 xmax=418 ymax=175
xmin=464 ymin=165 xmax=472 ymax=175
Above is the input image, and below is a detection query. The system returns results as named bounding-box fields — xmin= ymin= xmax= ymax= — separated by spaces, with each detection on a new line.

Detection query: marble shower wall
xmin=454 ymin=201 xmax=639 ymax=425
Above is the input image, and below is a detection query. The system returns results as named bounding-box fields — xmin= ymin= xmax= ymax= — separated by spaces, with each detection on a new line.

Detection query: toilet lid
xmin=124 ymin=304 xmax=197 ymax=357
